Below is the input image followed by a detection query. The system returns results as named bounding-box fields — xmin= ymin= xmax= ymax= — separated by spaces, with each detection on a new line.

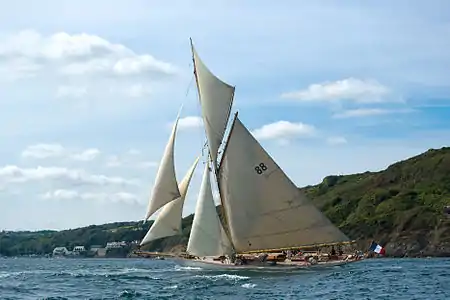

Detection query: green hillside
xmin=1 ymin=147 xmax=450 ymax=257
xmin=302 ymin=147 xmax=450 ymax=256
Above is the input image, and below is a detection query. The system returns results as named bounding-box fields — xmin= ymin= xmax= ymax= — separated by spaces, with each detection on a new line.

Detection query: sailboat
xmin=138 ymin=39 xmax=361 ymax=268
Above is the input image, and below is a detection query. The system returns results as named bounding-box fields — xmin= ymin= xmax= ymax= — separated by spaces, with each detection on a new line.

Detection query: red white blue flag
xmin=369 ymin=241 xmax=386 ymax=255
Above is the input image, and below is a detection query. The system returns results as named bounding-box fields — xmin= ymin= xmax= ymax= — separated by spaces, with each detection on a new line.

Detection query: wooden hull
xmin=176 ymin=257 xmax=362 ymax=270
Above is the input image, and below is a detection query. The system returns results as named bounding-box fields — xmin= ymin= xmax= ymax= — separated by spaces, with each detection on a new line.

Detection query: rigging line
xmin=185 ymin=72 xmax=194 ymax=98
xmin=177 ymin=73 xmax=194 ymax=116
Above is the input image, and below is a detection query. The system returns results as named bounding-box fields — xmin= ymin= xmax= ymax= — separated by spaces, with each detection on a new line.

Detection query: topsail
xmin=191 ymin=41 xmax=235 ymax=168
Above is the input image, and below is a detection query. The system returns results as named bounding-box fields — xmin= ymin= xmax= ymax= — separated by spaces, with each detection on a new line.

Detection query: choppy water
xmin=0 ymin=257 xmax=449 ymax=299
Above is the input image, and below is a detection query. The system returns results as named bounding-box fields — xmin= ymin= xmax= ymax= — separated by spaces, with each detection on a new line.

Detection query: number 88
xmin=254 ymin=163 xmax=267 ymax=174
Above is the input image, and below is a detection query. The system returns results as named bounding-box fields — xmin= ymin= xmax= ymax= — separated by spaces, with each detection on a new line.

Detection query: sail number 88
xmin=254 ymin=163 xmax=268 ymax=175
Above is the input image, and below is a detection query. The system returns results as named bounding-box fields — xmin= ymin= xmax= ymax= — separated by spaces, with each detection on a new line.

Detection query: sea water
xmin=0 ymin=257 xmax=448 ymax=299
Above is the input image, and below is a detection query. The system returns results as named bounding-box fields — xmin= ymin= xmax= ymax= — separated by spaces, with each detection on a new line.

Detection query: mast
xmin=189 ymin=38 xmax=237 ymax=253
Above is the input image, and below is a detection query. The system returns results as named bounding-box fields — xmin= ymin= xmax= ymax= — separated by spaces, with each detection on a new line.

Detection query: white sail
xmin=186 ymin=162 xmax=233 ymax=257
xmin=218 ymin=115 xmax=350 ymax=253
xmin=140 ymin=157 xmax=199 ymax=246
xmin=144 ymin=114 xmax=181 ymax=221
xmin=191 ymin=41 xmax=235 ymax=167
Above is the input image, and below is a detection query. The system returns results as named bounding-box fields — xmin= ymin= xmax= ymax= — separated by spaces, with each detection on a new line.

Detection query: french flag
xmin=369 ymin=241 xmax=386 ymax=255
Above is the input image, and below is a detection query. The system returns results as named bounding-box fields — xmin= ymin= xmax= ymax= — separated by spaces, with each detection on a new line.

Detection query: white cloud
xmin=332 ymin=108 xmax=414 ymax=119
xmin=112 ymin=55 xmax=175 ymax=77
xmin=41 ymin=189 xmax=141 ymax=205
xmin=105 ymin=155 xmax=157 ymax=169
xmin=70 ymin=148 xmax=101 ymax=161
xmin=22 ymin=144 xmax=66 ymax=159
xmin=126 ymin=84 xmax=152 ymax=98
xmin=56 ymin=85 xmax=87 ymax=98
xmin=252 ymin=121 xmax=316 ymax=142
xmin=138 ymin=161 xmax=158 ymax=169
xmin=0 ymin=30 xmax=177 ymax=80
xmin=326 ymin=136 xmax=348 ymax=145
xmin=21 ymin=143 xmax=101 ymax=161
xmin=127 ymin=149 xmax=141 ymax=156
xmin=0 ymin=57 xmax=40 ymax=81
xmin=42 ymin=189 xmax=78 ymax=200
xmin=178 ymin=116 xmax=203 ymax=130
xmin=106 ymin=155 xmax=122 ymax=168
xmin=281 ymin=78 xmax=390 ymax=103
xmin=0 ymin=165 xmax=138 ymax=187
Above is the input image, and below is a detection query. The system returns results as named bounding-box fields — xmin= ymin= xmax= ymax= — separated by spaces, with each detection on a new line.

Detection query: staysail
xmin=144 ymin=113 xmax=182 ymax=222
xmin=191 ymin=40 xmax=235 ymax=168
xmin=140 ymin=157 xmax=199 ymax=246
xmin=186 ymin=162 xmax=233 ymax=257
xmin=218 ymin=114 xmax=350 ymax=253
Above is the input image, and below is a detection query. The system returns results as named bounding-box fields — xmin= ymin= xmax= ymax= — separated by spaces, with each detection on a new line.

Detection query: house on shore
xmin=52 ymin=247 xmax=70 ymax=256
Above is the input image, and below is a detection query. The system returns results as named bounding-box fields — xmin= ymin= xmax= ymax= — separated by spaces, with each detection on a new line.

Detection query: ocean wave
xmin=174 ymin=265 xmax=203 ymax=271
xmin=164 ymin=285 xmax=178 ymax=289
xmin=118 ymin=289 xmax=142 ymax=298
xmin=0 ymin=268 xmax=163 ymax=281
xmin=194 ymin=274 xmax=250 ymax=281
xmin=2 ymin=258 xmax=450 ymax=299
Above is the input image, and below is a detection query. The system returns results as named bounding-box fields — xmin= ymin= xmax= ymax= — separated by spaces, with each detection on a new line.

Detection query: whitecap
xmin=174 ymin=266 xmax=203 ymax=271
xmin=194 ymin=274 xmax=250 ymax=281
xmin=164 ymin=285 xmax=178 ymax=289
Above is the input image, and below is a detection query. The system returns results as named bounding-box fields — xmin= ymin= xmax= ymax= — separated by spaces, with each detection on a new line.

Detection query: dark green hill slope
xmin=1 ymin=147 xmax=450 ymax=257
xmin=302 ymin=147 xmax=450 ymax=256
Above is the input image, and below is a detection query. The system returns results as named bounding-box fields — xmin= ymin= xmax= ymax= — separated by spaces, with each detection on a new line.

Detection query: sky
xmin=1 ymin=0 xmax=449 ymax=231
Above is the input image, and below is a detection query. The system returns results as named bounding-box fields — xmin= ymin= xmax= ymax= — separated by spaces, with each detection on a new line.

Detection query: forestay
xmin=144 ymin=115 xmax=181 ymax=221
xmin=187 ymin=162 xmax=233 ymax=257
xmin=218 ymin=116 xmax=350 ymax=253
xmin=191 ymin=42 xmax=235 ymax=167
xmin=140 ymin=157 xmax=199 ymax=246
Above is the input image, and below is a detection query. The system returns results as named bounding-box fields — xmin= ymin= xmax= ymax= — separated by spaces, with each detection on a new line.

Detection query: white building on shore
xmin=52 ymin=247 xmax=70 ymax=256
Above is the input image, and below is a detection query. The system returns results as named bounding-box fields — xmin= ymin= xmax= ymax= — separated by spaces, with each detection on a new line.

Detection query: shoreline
xmin=3 ymin=252 xmax=449 ymax=259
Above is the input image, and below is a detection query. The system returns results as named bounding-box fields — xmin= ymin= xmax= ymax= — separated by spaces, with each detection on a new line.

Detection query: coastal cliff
xmin=1 ymin=147 xmax=450 ymax=257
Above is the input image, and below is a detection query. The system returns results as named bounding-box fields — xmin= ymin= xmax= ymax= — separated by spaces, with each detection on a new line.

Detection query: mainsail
xmin=218 ymin=115 xmax=350 ymax=253
xmin=143 ymin=113 xmax=181 ymax=222
xmin=186 ymin=162 xmax=233 ymax=257
xmin=191 ymin=40 xmax=235 ymax=168
xmin=140 ymin=157 xmax=199 ymax=246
